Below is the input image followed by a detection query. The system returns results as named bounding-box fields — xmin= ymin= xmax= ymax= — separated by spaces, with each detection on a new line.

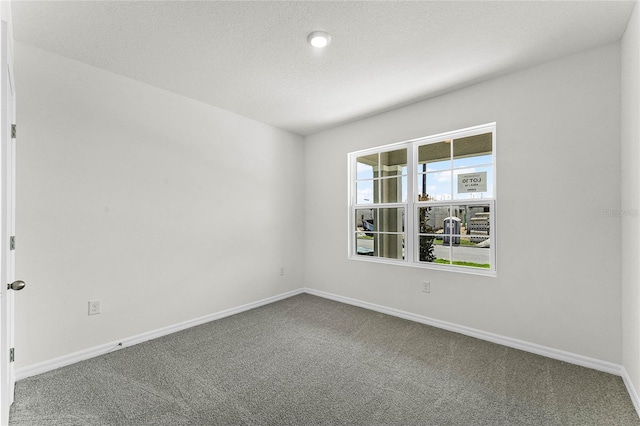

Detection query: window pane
xmin=467 ymin=206 xmax=491 ymax=244
xmin=452 ymin=242 xmax=491 ymax=269
xmin=356 ymin=180 xmax=375 ymax=204
xmin=418 ymin=235 xmax=438 ymax=263
xmin=418 ymin=207 xmax=435 ymax=233
xmin=379 ymin=233 xmax=405 ymax=260
xmin=380 ymin=177 xmax=405 ymax=203
xmin=380 ymin=149 xmax=407 ymax=177
xmin=417 ymin=206 xmax=450 ymax=234
xmin=442 ymin=217 xmax=462 ymax=246
xmin=355 ymin=208 xmax=376 ymax=233
xmin=449 ymin=205 xmax=468 ymax=225
xmin=416 ymin=172 xmax=432 ymax=201
xmin=418 ymin=141 xmax=451 ymax=171
xmin=417 ymin=171 xmax=451 ymax=201
xmin=356 ymin=153 xmax=378 ymax=179
xmin=379 ymin=208 xmax=404 ymax=233
xmin=355 ymin=233 xmax=377 ymax=256
xmin=402 ymin=175 xmax=407 ymax=202
xmin=453 ymin=154 xmax=492 ymax=169
xmin=454 ymin=166 xmax=493 ymax=200
xmin=433 ymin=240 xmax=452 ymax=265
xmin=449 ymin=204 xmax=491 ymax=243
xmin=452 ymin=132 xmax=492 ymax=166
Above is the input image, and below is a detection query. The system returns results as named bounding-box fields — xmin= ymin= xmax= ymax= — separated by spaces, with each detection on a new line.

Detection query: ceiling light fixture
xmin=307 ymin=31 xmax=331 ymax=48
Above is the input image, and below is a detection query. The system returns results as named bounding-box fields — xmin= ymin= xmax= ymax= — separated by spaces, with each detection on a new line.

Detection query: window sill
xmin=348 ymin=255 xmax=497 ymax=277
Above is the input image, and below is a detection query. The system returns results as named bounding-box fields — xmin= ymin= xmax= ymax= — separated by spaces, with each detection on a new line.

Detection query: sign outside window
xmin=458 ymin=172 xmax=487 ymax=193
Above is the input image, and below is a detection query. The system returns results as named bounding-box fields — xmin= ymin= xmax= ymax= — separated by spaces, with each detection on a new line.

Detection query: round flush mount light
xmin=307 ymin=31 xmax=331 ymax=48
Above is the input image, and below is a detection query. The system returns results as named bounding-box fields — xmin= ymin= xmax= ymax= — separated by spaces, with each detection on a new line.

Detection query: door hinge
xmin=11 ymin=124 xmax=16 ymax=139
xmin=10 ymin=236 xmax=15 ymax=250
xmin=9 ymin=348 xmax=14 ymax=363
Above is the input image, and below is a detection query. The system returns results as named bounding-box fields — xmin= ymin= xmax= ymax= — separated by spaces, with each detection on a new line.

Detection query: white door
xmin=0 ymin=19 xmax=20 ymax=426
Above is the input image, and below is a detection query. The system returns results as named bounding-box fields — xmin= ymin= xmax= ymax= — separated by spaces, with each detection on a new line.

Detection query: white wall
xmin=0 ymin=1 xmax=13 ymax=53
xmin=14 ymin=43 xmax=305 ymax=368
xmin=305 ymin=43 xmax=622 ymax=363
xmin=622 ymin=0 xmax=640 ymax=399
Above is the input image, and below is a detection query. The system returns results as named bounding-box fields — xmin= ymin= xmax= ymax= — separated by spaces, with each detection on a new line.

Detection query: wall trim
xmin=304 ymin=288 xmax=625 ymax=376
xmin=15 ymin=288 xmax=304 ymax=381
xmin=622 ymin=366 xmax=640 ymax=418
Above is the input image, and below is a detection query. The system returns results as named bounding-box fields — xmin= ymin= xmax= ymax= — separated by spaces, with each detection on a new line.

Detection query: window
xmin=353 ymin=148 xmax=407 ymax=260
xmin=349 ymin=123 xmax=496 ymax=275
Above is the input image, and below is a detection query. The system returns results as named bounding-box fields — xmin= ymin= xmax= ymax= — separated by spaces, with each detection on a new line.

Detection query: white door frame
xmin=0 ymin=18 xmax=16 ymax=426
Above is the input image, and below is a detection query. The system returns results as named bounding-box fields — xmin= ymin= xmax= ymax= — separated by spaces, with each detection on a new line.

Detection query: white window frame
xmin=348 ymin=123 xmax=496 ymax=276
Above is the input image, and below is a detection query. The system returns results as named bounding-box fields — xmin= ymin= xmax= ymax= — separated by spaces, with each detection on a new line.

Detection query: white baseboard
xmin=621 ymin=366 xmax=640 ymax=417
xmin=304 ymin=288 xmax=624 ymax=376
xmin=15 ymin=288 xmax=304 ymax=381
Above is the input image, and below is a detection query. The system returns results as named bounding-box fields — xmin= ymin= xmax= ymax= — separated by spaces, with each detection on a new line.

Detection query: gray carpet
xmin=9 ymin=293 xmax=640 ymax=425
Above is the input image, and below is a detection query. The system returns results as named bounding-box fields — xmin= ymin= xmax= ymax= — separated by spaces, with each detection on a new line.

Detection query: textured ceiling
xmin=11 ymin=1 xmax=636 ymax=136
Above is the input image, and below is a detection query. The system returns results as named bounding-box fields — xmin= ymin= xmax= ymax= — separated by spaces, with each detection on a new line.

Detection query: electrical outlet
xmin=422 ymin=281 xmax=430 ymax=293
xmin=279 ymin=267 xmax=285 ymax=276
xmin=88 ymin=300 xmax=101 ymax=315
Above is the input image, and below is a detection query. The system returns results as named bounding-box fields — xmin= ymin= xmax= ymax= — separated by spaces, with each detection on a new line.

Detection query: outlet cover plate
xmin=88 ymin=300 xmax=101 ymax=315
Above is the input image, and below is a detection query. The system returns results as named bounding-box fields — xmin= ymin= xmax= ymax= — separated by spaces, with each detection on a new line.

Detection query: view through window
xmin=349 ymin=124 xmax=496 ymax=274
